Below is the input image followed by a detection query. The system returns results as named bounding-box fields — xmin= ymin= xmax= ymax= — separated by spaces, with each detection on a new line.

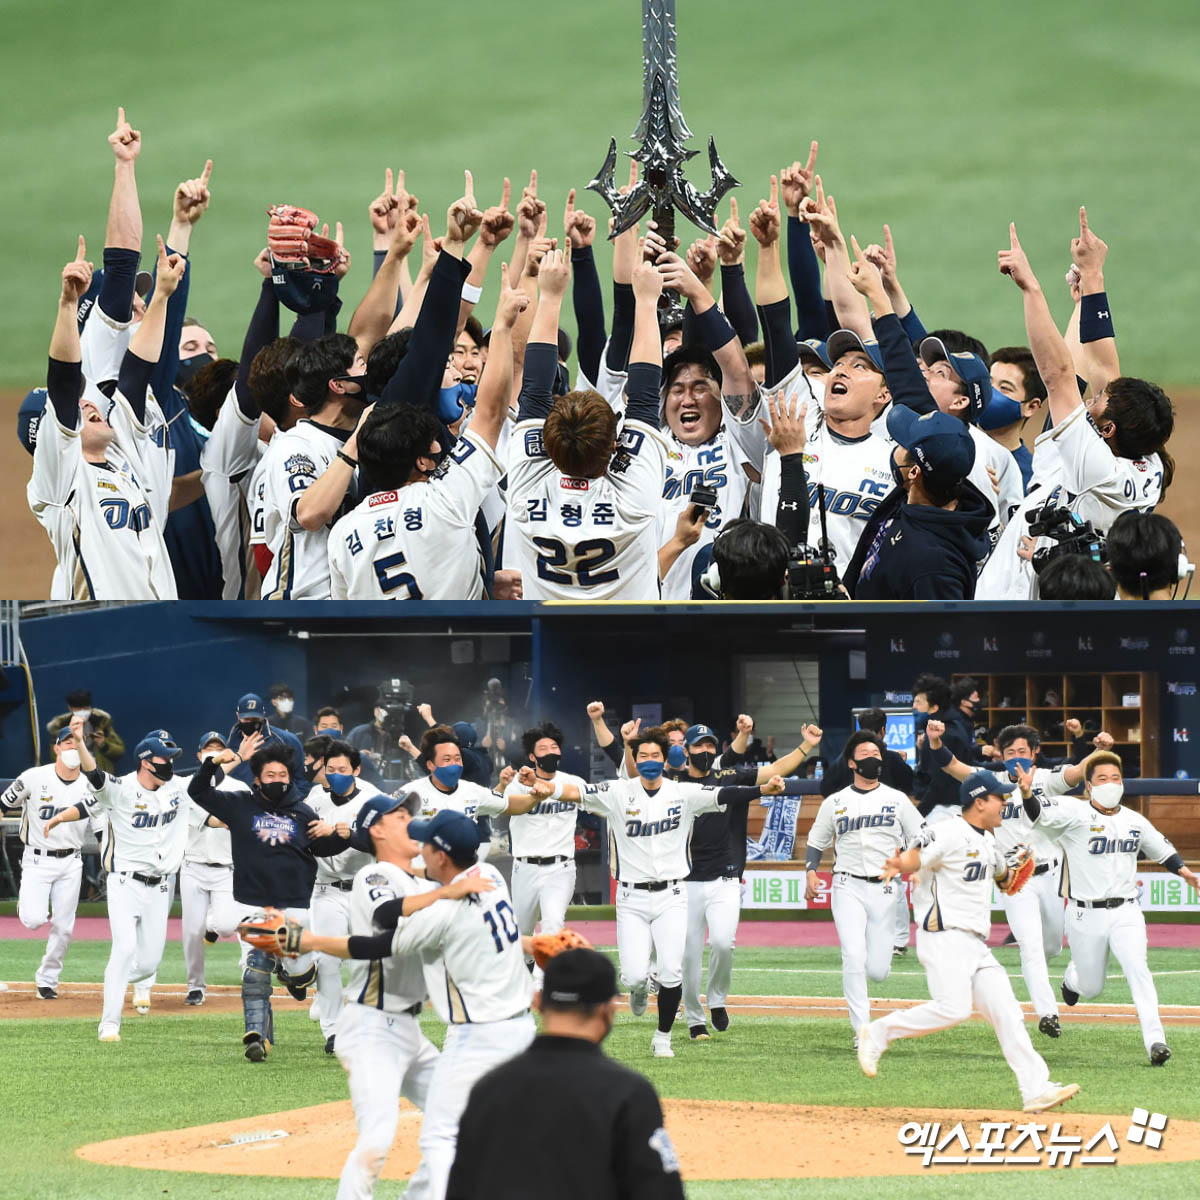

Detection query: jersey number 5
xmin=374 ymin=550 xmax=424 ymax=599
xmin=483 ymin=899 xmax=519 ymax=952
xmin=533 ymin=537 xmax=618 ymax=587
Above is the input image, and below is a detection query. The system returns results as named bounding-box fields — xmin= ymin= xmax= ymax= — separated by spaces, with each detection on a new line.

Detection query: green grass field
xmin=3 ymin=0 xmax=1200 ymax=390
xmin=3 ymin=938 xmax=1196 ymax=1198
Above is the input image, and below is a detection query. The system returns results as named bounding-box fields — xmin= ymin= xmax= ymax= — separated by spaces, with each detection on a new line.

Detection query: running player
xmin=404 ymin=726 xmax=497 ymax=846
xmin=1018 ymin=751 xmax=1200 ymax=1064
xmin=804 ymin=731 xmax=926 ymax=1041
xmin=0 ymin=728 xmax=95 ymax=998
xmin=856 ymin=772 xmax=1080 ymax=1114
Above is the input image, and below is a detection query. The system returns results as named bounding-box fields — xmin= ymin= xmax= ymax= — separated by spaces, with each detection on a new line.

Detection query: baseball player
xmin=44 ymin=722 xmax=190 ymax=1042
xmin=923 ymin=720 xmax=1112 ymax=1037
xmin=404 ymin=726 xmax=497 ymax=861
xmin=509 ymin=727 xmax=786 ymax=1057
xmin=505 ymin=251 xmax=668 ymax=601
xmin=804 ymin=731 xmax=926 ymax=1040
xmin=282 ymin=809 xmax=535 ymax=1200
xmin=857 ymin=771 xmax=1080 ymax=1114
xmin=0 ymin=728 xmax=96 ymax=998
xmin=1018 ymin=751 xmax=1200 ymax=1065
xmin=306 ymin=741 xmax=382 ymax=1052
xmin=180 ymin=733 xmax=242 ymax=1006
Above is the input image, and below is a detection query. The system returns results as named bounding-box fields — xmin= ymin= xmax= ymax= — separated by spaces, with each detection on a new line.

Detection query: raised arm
xmin=46 ymin=239 xmax=92 ymax=425
xmin=458 ymin=176 xmax=514 ymax=335
xmin=468 ymin=265 xmax=528 ymax=449
xmin=781 ymin=143 xmax=828 ymax=341
xmin=605 ymin=163 xmax=641 ymax=373
xmin=349 ymin=180 xmax=421 ymax=355
xmin=760 ymin=723 xmax=822 ymax=783
xmin=715 ymin=197 xmax=758 ymax=344
xmin=800 ymin=177 xmax=872 ymax=340
xmin=922 ymin=719 xmax=973 ymax=782
xmin=124 ymin=237 xmax=186 ymax=422
xmin=565 ymin=190 xmax=606 ymax=385
xmin=1069 ymin=207 xmax=1119 ymax=398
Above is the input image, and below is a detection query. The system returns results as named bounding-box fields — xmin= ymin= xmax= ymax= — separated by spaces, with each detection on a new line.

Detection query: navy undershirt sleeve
xmin=571 ymin=246 xmax=606 ymax=385
xmin=719 ymin=264 xmax=758 ymax=345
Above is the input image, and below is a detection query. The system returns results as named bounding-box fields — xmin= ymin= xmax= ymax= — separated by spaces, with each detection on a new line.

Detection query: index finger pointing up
xmin=1010 ymin=221 xmax=1021 ymax=249
xmin=769 ymin=174 xmax=779 ymax=208
xmin=1079 ymin=205 xmax=1089 ymax=235
xmin=200 ymin=159 xmax=213 ymax=186
xmin=500 ymin=176 xmax=511 ymax=211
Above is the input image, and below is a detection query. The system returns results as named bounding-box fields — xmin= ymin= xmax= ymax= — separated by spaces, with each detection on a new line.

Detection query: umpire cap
xmin=136 ymin=730 xmax=183 ymax=762
xmin=960 ymin=770 xmax=1015 ymax=808
xmin=543 ymin=948 xmax=618 ymax=1007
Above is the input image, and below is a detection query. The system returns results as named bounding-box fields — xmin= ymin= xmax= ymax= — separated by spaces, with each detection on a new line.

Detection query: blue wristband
xmin=1079 ymin=292 xmax=1114 ymax=344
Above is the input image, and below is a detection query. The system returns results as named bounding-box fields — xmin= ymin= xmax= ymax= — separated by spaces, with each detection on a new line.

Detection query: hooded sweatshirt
xmin=843 ymin=480 xmax=992 ymax=600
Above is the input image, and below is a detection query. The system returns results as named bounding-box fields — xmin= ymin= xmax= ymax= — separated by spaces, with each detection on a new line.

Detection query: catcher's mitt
xmin=237 ymin=907 xmax=305 ymax=957
xmin=267 ymin=205 xmax=339 ymax=272
xmin=530 ymin=927 xmax=593 ymax=969
xmin=998 ymin=844 xmax=1035 ymax=895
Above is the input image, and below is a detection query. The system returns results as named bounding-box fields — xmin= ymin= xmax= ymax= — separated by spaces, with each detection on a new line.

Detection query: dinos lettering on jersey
xmin=530 ymin=799 xmax=577 ymax=815
xmin=626 ymin=804 xmax=682 ymax=837
xmin=835 ymin=808 xmax=897 ymax=835
xmin=100 ymin=497 xmax=152 ymax=532
xmin=1089 ymin=830 xmax=1142 ymax=855
xmin=131 ymin=797 xmax=181 ymax=829
xmin=807 ymin=478 xmax=890 ymax=520
xmin=253 ymin=813 xmax=297 ymax=846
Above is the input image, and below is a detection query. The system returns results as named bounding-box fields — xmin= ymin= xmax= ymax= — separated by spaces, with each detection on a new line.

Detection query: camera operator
xmin=1035 ymin=555 xmax=1116 ymax=600
xmin=843 ymin=408 xmax=991 ymax=600
xmin=1106 ymin=512 xmax=1193 ymax=600
xmin=346 ymin=679 xmax=425 ymax=782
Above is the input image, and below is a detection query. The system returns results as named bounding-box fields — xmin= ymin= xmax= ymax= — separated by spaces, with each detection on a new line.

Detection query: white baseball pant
xmin=19 ymin=848 xmax=83 ymax=990
xmin=682 ymin=877 xmax=742 ymax=1028
xmin=100 ymin=871 xmax=173 ymax=1033
xmin=1063 ymin=901 xmax=1164 ymax=1052
xmin=1001 ymin=860 xmax=1064 ymax=1019
xmin=831 ymin=873 xmax=898 ymax=1033
xmin=311 ymin=884 xmax=353 ymax=1038
xmin=404 ymin=1012 xmax=536 ymax=1200
xmin=334 ymin=1002 xmax=439 ymax=1200
xmin=894 ymin=881 xmax=911 ymax=948
xmin=616 ymin=881 xmax=687 ymax=990
xmin=866 ymin=928 xmax=1052 ymax=1106
xmin=511 ymin=857 xmax=576 ymax=936
xmin=180 ymin=860 xmax=241 ymax=994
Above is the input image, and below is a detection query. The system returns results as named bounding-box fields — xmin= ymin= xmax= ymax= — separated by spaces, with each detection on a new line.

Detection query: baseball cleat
xmin=651 ymin=1031 xmax=675 ymax=1058
xmin=37 ymin=986 xmax=57 ymax=1000
xmin=892 ymin=946 xmax=908 ymax=958
xmin=1038 ymin=1015 xmax=1061 ymax=1038
xmin=204 ymin=930 xmax=219 ymax=944
xmin=243 ymin=1033 xmax=268 ymax=1063
xmin=1023 ymin=1082 xmax=1080 ymax=1113
xmin=1150 ymin=1043 xmax=1171 ymax=1066
xmin=98 ymin=1026 xmax=121 ymax=1043
xmin=133 ymin=983 xmax=151 ymax=1014
xmin=325 ymin=1035 xmax=336 ymax=1055
xmin=1060 ymin=980 xmax=1079 ymax=1007
xmin=185 ymin=989 xmax=205 ymax=1006
xmin=710 ymin=1006 xmax=730 ymax=1032
xmin=628 ymin=984 xmax=648 ymax=1017
xmin=689 ymin=1025 xmax=710 ymax=1041
xmin=856 ymin=1026 xmax=882 ymax=1078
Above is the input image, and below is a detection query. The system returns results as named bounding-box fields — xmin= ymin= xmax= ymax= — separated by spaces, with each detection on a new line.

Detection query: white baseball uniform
xmin=82 ymin=770 xmax=191 ymax=1034
xmin=260 ymin=419 xmax=355 ymax=600
xmin=806 ymin=783 xmax=926 ymax=1032
xmin=307 ymin=782 xmax=382 ymax=1038
xmin=327 ymin=430 xmax=503 ymax=600
xmin=863 ymin=816 xmax=1054 ymax=1107
xmin=180 ymin=777 xmax=241 ymax=998
xmin=335 ymin=860 xmax=441 ymax=1200
xmin=27 ymin=384 xmax=176 ymax=600
xmin=1 ymin=765 xmax=94 ymax=991
xmin=388 ymin=862 xmax=535 ymax=1200
xmin=1033 ymin=794 xmax=1177 ymax=1053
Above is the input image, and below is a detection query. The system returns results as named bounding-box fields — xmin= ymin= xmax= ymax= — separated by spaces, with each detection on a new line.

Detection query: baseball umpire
xmin=446 ymin=947 xmax=685 ymax=1200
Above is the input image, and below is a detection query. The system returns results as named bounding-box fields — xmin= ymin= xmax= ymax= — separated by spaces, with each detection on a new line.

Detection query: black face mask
xmin=304 ymin=761 xmax=323 ymax=782
xmin=239 ymin=721 xmax=264 ymax=737
xmin=890 ymin=452 xmax=908 ymax=493
xmin=534 ymin=753 xmax=561 ymax=775
xmin=260 ymin=780 xmax=290 ymax=805
xmin=689 ymin=750 xmax=716 ymax=774
xmin=147 ymin=760 xmax=174 ymax=782
xmin=854 ymin=757 xmax=883 ymax=781
xmin=175 ymin=353 xmax=215 ymax=389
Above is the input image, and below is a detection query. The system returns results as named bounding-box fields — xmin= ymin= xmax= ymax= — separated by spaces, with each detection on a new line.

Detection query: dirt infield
xmin=75 ymin=1096 xmax=1200 ymax=1180
xmin=4 ymin=983 xmax=1199 ymax=1027
xmin=4 ymin=386 xmax=1200 ymax=598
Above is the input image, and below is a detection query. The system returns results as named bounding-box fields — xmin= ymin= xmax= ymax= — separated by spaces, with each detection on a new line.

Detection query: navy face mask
xmin=667 ymin=744 xmax=687 ymax=769
xmin=1005 ymin=756 xmax=1034 ymax=779
xmin=175 ymin=353 xmax=215 ymax=389
xmin=636 ymin=760 xmax=665 ymax=782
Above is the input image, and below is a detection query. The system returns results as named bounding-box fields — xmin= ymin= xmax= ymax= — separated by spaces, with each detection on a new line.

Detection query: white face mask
xmin=1091 ymin=781 xmax=1124 ymax=809
xmin=73 ymin=709 xmax=92 ymax=722
xmin=275 ymin=698 xmax=295 ymax=715
xmin=60 ymin=748 xmax=81 ymax=769
xmin=374 ymin=707 xmax=387 ymax=724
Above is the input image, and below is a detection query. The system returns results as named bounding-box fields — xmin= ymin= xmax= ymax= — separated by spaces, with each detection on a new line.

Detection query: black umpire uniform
xmin=447 ymin=950 xmax=685 ymax=1200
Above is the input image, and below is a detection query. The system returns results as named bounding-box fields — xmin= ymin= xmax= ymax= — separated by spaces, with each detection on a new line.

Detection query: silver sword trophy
xmin=587 ymin=0 xmax=739 ymax=323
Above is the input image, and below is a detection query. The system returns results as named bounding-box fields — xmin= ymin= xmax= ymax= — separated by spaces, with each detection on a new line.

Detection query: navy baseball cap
xmin=17 ymin=388 xmax=47 ymax=456
xmin=236 ymin=693 xmax=266 ymax=719
xmin=919 ymin=338 xmax=996 ymax=422
xmin=136 ymin=731 xmax=183 ymax=762
xmin=886 ymin=406 xmax=976 ymax=491
xmin=826 ymin=329 xmax=885 ymax=373
xmin=270 ymin=263 xmax=341 ymax=317
xmin=54 ymin=726 xmax=75 ymax=745
xmin=197 ymin=730 xmax=227 ymax=753
xmin=796 ymin=339 xmax=832 ymax=370
xmin=349 ymin=792 xmax=419 ymax=852
xmin=407 ymin=810 xmax=480 ymax=859
xmin=452 ymin=721 xmax=478 ymax=747
xmin=960 ymin=770 xmax=1016 ymax=808
xmin=544 ymin=948 xmax=618 ymax=1006
xmin=685 ymin=723 xmax=718 ymax=747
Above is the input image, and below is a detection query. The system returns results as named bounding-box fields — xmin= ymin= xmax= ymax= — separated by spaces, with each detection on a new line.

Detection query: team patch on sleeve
xmin=365 ymin=873 xmax=389 ymax=887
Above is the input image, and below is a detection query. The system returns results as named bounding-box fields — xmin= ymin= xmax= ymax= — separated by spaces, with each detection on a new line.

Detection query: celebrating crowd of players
xmin=20 ymin=112 xmax=1188 ymax=602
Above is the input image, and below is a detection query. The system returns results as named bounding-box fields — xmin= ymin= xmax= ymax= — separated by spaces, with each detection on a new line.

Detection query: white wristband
xmin=550 ymin=778 xmax=564 ymax=801
xmin=461 ymin=282 xmax=483 ymax=304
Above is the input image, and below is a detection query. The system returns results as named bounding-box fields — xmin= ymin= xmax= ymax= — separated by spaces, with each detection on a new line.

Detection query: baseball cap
xmin=236 ymin=693 xmax=266 ymax=719
xmin=135 ymin=270 xmax=154 ymax=299
xmin=349 ymin=792 xmax=419 ymax=853
xmin=54 ymin=727 xmax=75 ymax=745
xmin=826 ymin=329 xmax=885 ymax=373
xmin=17 ymin=388 xmax=47 ymax=456
xmin=406 ymin=810 xmax=480 ymax=859
xmin=960 ymin=770 xmax=1016 ymax=808
xmin=197 ymin=730 xmax=227 ymax=753
xmin=796 ymin=339 xmax=833 ymax=370
xmin=886 ymin=406 xmax=976 ymax=492
xmin=919 ymin=338 xmax=996 ymax=423
xmin=270 ymin=264 xmax=341 ymax=317
xmin=451 ymin=721 xmax=478 ymax=748
xmin=684 ymin=723 xmax=719 ymax=747
xmin=135 ymin=730 xmax=183 ymax=762
xmin=543 ymin=948 xmax=618 ymax=1007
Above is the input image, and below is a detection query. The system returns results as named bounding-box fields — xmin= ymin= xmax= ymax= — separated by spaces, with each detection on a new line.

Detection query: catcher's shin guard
xmin=243 ymin=948 xmax=275 ymax=1037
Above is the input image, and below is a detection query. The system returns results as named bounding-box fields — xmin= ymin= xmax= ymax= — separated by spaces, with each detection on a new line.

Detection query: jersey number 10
xmin=483 ymin=899 xmax=519 ymax=952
